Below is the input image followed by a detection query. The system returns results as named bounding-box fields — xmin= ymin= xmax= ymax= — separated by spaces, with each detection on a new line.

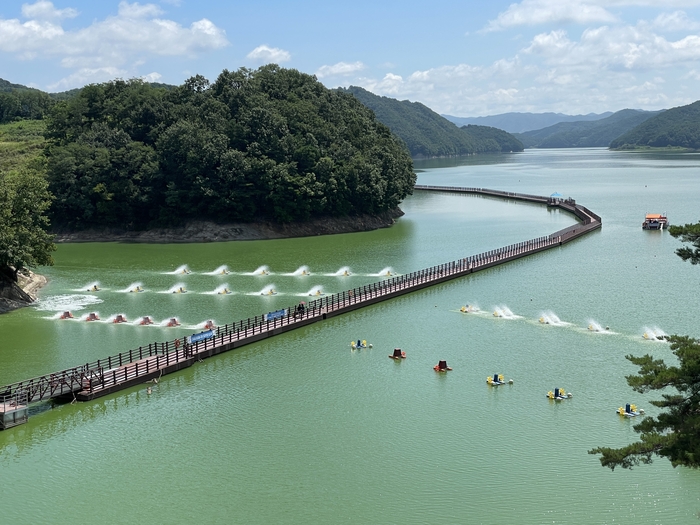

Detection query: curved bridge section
xmin=0 ymin=187 xmax=601 ymax=426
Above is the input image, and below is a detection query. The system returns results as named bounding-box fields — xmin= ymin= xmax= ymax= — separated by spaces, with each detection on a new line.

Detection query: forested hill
xmin=341 ymin=86 xmax=523 ymax=157
xmin=44 ymin=66 xmax=416 ymax=230
xmin=514 ymin=109 xmax=660 ymax=148
xmin=610 ymin=100 xmax=700 ymax=150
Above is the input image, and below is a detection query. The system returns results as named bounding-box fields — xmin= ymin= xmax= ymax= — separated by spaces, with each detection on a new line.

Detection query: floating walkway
xmin=0 ymin=186 xmax=601 ymax=427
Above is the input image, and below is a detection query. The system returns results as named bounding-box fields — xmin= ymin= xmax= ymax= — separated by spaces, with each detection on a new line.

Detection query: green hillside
xmin=514 ymin=109 xmax=659 ymax=148
xmin=610 ymin=100 xmax=700 ymax=150
xmin=44 ymin=66 xmax=416 ymax=229
xmin=341 ymin=86 xmax=523 ymax=157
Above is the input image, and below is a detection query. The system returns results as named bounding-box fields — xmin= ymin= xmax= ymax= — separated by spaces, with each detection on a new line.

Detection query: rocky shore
xmin=52 ymin=208 xmax=404 ymax=243
xmin=0 ymin=270 xmax=48 ymax=314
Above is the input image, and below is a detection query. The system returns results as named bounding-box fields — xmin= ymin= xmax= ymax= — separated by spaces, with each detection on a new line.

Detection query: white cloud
xmin=141 ymin=72 xmax=163 ymax=82
xmin=47 ymin=67 xmax=128 ymax=91
xmin=21 ymin=0 xmax=77 ymax=20
xmin=0 ymin=1 xmax=228 ymax=87
xmin=483 ymin=0 xmax=617 ymax=32
xmin=650 ymin=11 xmax=700 ymax=31
xmin=246 ymin=45 xmax=291 ymax=63
xmin=315 ymin=61 xmax=365 ymax=78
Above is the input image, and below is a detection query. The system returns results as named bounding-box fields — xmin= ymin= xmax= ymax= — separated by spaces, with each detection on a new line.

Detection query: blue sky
xmin=2 ymin=0 xmax=700 ymax=116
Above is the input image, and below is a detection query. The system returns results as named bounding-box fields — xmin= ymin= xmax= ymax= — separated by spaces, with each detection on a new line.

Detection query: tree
xmin=669 ymin=222 xmax=700 ymax=264
xmin=589 ymin=336 xmax=700 ymax=470
xmin=0 ymin=169 xmax=55 ymax=281
xmin=589 ymin=220 xmax=700 ymax=470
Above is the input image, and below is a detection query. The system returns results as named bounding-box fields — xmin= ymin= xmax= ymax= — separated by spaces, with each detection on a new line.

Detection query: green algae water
xmin=1 ymin=148 xmax=699 ymax=524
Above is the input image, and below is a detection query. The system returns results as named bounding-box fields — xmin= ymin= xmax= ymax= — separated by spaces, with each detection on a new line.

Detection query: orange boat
xmin=642 ymin=213 xmax=668 ymax=230
xmin=112 ymin=314 xmax=127 ymax=324
xmin=139 ymin=316 xmax=154 ymax=325
xmin=85 ymin=312 xmax=100 ymax=322
xmin=59 ymin=311 xmax=74 ymax=319
xmin=166 ymin=318 xmax=180 ymax=327
xmin=203 ymin=320 xmax=215 ymax=330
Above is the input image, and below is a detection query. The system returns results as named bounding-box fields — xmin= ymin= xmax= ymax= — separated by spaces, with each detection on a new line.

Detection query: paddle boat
xmin=166 ymin=318 xmax=180 ymax=327
xmin=85 ymin=312 xmax=100 ymax=322
xmin=546 ymin=388 xmax=572 ymax=400
xmin=218 ymin=288 xmax=232 ymax=295
xmin=389 ymin=348 xmax=406 ymax=359
xmin=433 ymin=360 xmax=452 ymax=372
xmin=487 ymin=374 xmax=512 ymax=386
xmin=59 ymin=311 xmax=74 ymax=320
xmin=460 ymin=305 xmax=477 ymax=313
xmin=129 ymin=285 xmax=144 ymax=293
xmin=203 ymin=320 xmax=215 ymax=330
xmin=112 ymin=314 xmax=127 ymax=324
xmin=617 ymin=403 xmax=645 ymax=417
xmin=139 ymin=316 xmax=154 ymax=325
xmin=173 ymin=287 xmax=187 ymax=294
xmin=87 ymin=285 xmax=100 ymax=292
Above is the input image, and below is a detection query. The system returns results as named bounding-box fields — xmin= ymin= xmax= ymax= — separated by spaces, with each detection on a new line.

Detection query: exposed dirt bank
xmin=52 ymin=208 xmax=404 ymax=243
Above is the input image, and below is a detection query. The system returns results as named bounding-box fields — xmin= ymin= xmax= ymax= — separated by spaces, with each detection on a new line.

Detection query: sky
xmin=2 ymin=0 xmax=700 ymax=116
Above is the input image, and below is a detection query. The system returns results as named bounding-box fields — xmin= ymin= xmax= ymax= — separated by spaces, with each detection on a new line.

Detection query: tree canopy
xmin=588 ymin=336 xmax=700 ymax=470
xmin=0 ymin=168 xmax=55 ymax=280
xmin=669 ymin=222 xmax=700 ymax=265
xmin=45 ymin=66 xmax=416 ymax=229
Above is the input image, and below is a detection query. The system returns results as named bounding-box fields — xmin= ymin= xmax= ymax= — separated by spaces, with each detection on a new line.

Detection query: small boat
xmin=87 ymin=285 xmax=100 ymax=292
xmin=487 ymin=374 xmax=512 ymax=386
xmin=433 ymin=360 xmax=452 ymax=372
xmin=112 ymin=314 xmax=127 ymax=324
xmin=85 ymin=312 xmax=100 ymax=322
xmin=539 ymin=317 xmax=549 ymax=324
xmin=350 ymin=339 xmax=370 ymax=349
xmin=493 ymin=311 xmax=503 ymax=318
xmin=181 ymin=268 xmax=192 ymax=275
xmin=309 ymin=290 xmax=323 ymax=296
xmin=642 ymin=213 xmax=668 ymax=230
xmin=219 ymin=269 xmax=230 ymax=275
xmin=546 ymin=388 xmax=572 ymax=400
xmin=59 ymin=311 xmax=74 ymax=319
xmin=139 ymin=316 xmax=154 ymax=325
xmin=130 ymin=286 xmax=144 ymax=293
xmin=389 ymin=348 xmax=406 ymax=359
xmin=173 ymin=287 xmax=187 ymax=294
xmin=218 ymin=288 xmax=232 ymax=295
xmin=460 ymin=305 xmax=476 ymax=313
xmin=166 ymin=318 xmax=180 ymax=327
xmin=261 ymin=289 xmax=276 ymax=295
xmin=617 ymin=403 xmax=644 ymax=417
xmin=203 ymin=320 xmax=215 ymax=330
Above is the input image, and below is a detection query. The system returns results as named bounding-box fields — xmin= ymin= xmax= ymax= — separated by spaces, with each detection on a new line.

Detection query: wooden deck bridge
xmin=0 ymin=186 xmax=601 ymax=429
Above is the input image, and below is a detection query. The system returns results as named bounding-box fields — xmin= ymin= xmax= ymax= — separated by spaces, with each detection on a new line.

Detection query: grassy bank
xmin=0 ymin=120 xmax=46 ymax=173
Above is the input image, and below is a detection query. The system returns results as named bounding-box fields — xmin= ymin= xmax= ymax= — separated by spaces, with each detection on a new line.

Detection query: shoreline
xmin=51 ymin=208 xmax=404 ymax=243
xmin=0 ymin=270 xmax=48 ymax=314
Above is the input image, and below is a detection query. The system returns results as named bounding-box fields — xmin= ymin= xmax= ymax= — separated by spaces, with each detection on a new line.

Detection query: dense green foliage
xmin=589 ymin=336 xmax=700 ymax=470
xmin=341 ymin=86 xmax=523 ymax=157
xmin=610 ymin=100 xmax=700 ymax=150
xmin=0 ymin=169 xmax=55 ymax=280
xmin=514 ymin=110 xmax=659 ymax=148
xmin=44 ymin=66 xmax=415 ymax=229
xmin=0 ymin=79 xmax=56 ymax=123
xmin=669 ymin=222 xmax=700 ymax=265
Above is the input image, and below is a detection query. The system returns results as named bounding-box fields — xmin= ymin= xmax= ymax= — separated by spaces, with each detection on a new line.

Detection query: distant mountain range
xmin=513 ymin=109 xmax=661 ymax=148
xmin=342 ymin=86 xmax=523 ymax=157
xmin=610 ymin=100 xmax=700 ymax=150
xmin=441 ymin=112 xmax=613 ymax=134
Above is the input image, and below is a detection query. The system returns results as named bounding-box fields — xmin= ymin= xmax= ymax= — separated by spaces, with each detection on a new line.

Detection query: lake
xmin=1 ymin=148 xmax=699 ymax=524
